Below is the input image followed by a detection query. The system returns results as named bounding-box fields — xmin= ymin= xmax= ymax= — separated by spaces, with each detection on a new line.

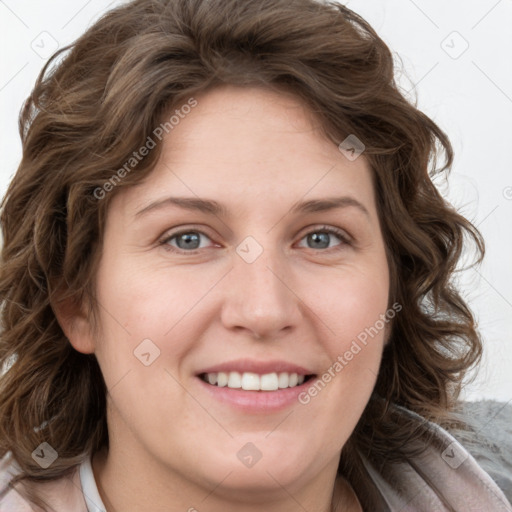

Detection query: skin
xmin=60 ymin=84 xmax=390 ymax=512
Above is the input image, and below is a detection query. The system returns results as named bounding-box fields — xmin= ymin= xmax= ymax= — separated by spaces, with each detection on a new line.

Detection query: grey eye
xmin=164 ymin=231 xmax=211 ymax=251
xmin=306 ymin=232 xmax=331 ymax=249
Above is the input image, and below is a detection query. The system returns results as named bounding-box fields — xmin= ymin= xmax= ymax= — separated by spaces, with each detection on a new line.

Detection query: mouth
xmin=198 ymin=371 xmax=316 ymax=391
xmin=195 ymin=359 xmax=318 ymax=412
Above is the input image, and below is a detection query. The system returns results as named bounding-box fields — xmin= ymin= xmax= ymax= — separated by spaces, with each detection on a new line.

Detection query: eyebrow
xmin=135 ymin=195 xmax=370 ymax=218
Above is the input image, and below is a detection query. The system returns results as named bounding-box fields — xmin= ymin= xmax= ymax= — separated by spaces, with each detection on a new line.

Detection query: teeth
xmin=260 ymin=373 xmax=279 ymax=391
xmin=227 ymin=372 xmax=242 ymax=388
xmin=202 ymin=371 xmax=307 ymax=391
xmin=241 ymin=372 xmax=260 ymax=390
xmin=278 ymin=372 xmax=289 ymax=388
xmin=217 ymin=372 xmax=228 ymax=387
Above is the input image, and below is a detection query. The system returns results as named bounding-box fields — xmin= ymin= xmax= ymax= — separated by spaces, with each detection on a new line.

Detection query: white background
xmin=0 ymin=0 xmax=511 ymax=402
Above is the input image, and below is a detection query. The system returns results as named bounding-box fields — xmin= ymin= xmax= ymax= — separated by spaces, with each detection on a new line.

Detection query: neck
xmin=92 ymin=443 xmax=362 ymax=512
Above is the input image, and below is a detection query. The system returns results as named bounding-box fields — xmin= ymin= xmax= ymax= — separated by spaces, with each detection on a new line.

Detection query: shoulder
xmin=0 ymin=452 xmax=32 ymax=511
xmin=0 ymin=451 xmax=88 ymax=512
xmin=359 ymin=400 xmax=512 ymax=511
xmin=448 ymin=399 xmax=512 ymax=504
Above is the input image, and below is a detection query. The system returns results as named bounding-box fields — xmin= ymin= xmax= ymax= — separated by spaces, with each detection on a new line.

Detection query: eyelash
xmin=159 ymin=225 xmax=352 ymax=254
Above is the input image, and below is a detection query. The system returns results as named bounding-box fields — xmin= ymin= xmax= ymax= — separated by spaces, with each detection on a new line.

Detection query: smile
xmin=199 ymin=371 xmax=314 ymax=391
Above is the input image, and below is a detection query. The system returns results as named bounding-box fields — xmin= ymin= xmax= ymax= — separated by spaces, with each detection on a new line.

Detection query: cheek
xmin=307 ymin=262 xmax=390 ymax=350
xmin=92 ymin=254 xmax=229 ymax=386
xmin=92 ymin=260 xmax=187 ymax=380
xmin=338 ymin=279 xmax=389 ymax=351
xmin=302 ymin=266 xmax=390 ymax=408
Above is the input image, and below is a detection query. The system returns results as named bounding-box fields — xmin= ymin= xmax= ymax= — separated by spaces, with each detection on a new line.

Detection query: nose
xmin=220 ymin=245 xmax=303 ymax=340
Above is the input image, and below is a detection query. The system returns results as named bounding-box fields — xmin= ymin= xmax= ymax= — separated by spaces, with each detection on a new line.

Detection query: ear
xmin=52 ymin=292 xmax=96 ymax=355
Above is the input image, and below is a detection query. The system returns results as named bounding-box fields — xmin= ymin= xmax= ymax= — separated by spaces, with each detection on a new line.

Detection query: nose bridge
xmin=222 ymin=238 xmax=301 ymax=337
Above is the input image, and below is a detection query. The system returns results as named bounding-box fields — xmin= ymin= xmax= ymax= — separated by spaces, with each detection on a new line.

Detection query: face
xmin=74 ymin=85 xmax=390 ymax=498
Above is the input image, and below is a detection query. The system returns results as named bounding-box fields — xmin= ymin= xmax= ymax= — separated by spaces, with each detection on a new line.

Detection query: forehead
xmin=112 ymin=85 xmax=377 ymax=221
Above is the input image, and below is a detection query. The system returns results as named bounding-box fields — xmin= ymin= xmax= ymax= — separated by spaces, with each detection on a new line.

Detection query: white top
xmin=79 ymin=456 xmax=106 ymax=512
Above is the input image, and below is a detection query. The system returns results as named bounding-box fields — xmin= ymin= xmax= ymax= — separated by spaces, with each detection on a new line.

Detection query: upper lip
xmin=197 ymin=359 xmax=315 ymax=376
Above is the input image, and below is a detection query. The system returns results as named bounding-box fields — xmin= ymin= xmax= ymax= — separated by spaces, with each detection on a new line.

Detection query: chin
xmin=196 ymin=442 xmax=318 ymax=491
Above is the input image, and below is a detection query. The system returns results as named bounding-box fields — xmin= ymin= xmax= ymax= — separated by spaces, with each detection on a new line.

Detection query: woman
xmin=0 ymin=0 xmax=511 ymax=510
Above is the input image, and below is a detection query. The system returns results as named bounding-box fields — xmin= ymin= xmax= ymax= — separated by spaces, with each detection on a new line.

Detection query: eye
xmin=296 ymin=226 xmax=351 ymax=251
xmin=159 ymin=225 xmax=351 ymax=254
xmin=160 ymin=229 xmax=215 ymax=252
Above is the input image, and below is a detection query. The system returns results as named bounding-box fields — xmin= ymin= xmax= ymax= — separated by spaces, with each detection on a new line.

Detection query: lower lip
xmin=196 ymin=377 xmax=314 ymax=413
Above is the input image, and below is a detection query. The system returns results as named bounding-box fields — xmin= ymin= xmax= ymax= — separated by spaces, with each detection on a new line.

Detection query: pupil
xmin=309 ymin=232 xmax=329 ymax=249
xmin=178 ymin=233 xmax=200 ymax=249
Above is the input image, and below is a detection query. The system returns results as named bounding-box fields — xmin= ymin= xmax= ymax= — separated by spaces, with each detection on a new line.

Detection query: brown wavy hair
xmin=0 ymin=0 xmax=484 ymax=508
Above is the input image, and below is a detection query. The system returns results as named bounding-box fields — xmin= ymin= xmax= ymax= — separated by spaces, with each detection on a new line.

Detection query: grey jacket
xmin=357 ymin=400 xmax=512 ymax=511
